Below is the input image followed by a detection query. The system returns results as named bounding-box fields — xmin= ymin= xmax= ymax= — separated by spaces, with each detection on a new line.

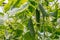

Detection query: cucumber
xmin=28 ymin=18 xmax=35 ymax=38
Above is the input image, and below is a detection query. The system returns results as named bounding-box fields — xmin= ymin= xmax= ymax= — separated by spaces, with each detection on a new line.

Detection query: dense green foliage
xmin=0 ymin=0 xmax=60 ymax=40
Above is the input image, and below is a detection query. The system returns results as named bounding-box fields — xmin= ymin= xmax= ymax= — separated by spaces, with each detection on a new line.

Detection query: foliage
xmin=0 ymin=0 xmax=60 ymax=40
